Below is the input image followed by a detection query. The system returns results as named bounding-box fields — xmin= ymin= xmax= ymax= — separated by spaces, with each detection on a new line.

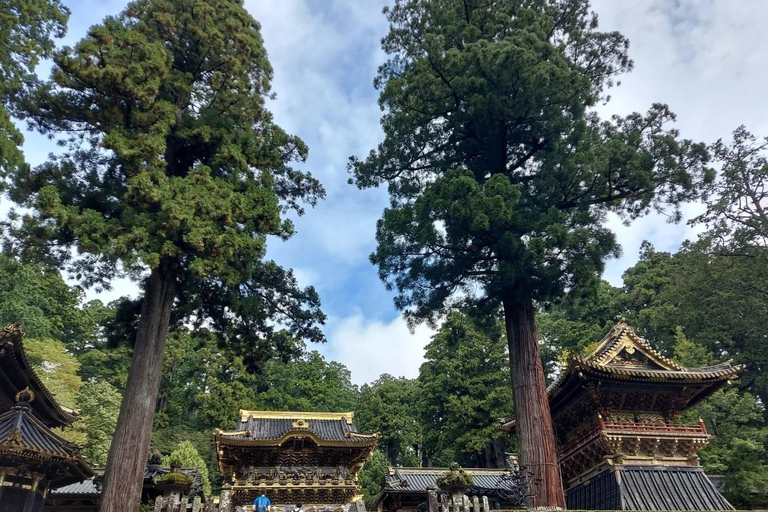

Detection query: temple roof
xmin=50 ymin=465 xmax=205 ymax=498
xmin=381 ymin=467 xmax=513 ymax=494
xmin=617 ymin=466 xmax=733 ymax=510
xmin=372 ymin=467 xmax=531 ymax=511
xmin=0 ymin=400 xmax=93 ymax=486
xmin=215 ymin=410 xmax=379 ymax=447
xmin=0 ymin=324 xmax=78 ymax=427
xmin=549 ymin=319 xmax=740 ymax=399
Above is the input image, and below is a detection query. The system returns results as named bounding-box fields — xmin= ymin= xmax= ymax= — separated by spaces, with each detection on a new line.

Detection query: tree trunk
xmin=502 ymin=296 xmax=565 ymax=508
xmin=493 ymin=438 xmax=506 ymax=468
xmin=99 ymin=261 xmax=177 ymax=512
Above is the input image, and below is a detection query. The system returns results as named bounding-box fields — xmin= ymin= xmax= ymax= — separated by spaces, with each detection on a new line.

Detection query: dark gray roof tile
xmin=235 ymin=416 xmax=356 ymax=442
xmin=619 ymin=466 xmax=734 ymax=510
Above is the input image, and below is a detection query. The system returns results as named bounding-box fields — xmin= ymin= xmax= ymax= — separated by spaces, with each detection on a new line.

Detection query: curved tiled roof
xmin=547 ymin=320 xmax=741 ymax=398
xmin=383 ymin=467 xmax=513 ymax=493
xmin=216 ymin=411 xmax=379 ymax=446
xmin=0 ymin=324 xmax=78 ymax=427
xmin=0 ymin=401 xmax=93 ymax=486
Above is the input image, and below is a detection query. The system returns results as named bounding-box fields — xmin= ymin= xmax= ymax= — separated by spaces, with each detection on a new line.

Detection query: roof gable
xmin=585 ymin=319 xmax=683 ymax=371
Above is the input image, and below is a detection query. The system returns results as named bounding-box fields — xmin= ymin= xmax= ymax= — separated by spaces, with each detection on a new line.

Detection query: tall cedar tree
xmin=350 ymin=1 xmax=709 ymax=505
xmin=6 ymin=0 xmax=326 ymax=509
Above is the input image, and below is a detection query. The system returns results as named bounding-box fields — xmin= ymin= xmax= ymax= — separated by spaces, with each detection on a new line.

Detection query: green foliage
xmin=687 ymin=388 xmax=768 ymax=507
xmin=5 ymin=0 xmax=327 ymax=499
xmin=162 ymin=440 xmax=211 ymax=497
xmin=672 ymin=327 xmax=716 ymax=367
xmin=7 ymin=0 xmax=327 ymax=370
xmin=0 ymin=254 xmax=95 ymax=350
xmin=419 ymin=312 xmax=512 ymax=467
xmin=358 ymin=449 xmax=388 ymax=507
xmin=0 ymin=0 xmax=68 ymax=182
xmin=356 ymin=375 xmax=422 ymax=467
xmin=72 ymin=380 xmax=122 ymax=466
xmin=24 ymin=336 xmax=82 ymax=408
xmin=350 ymin=0 xmax=709 ymax=325
xmin=256 ymin=351 xmax=357 ymax=412
xmin=157 ymin=472 xmax=193 ymax=485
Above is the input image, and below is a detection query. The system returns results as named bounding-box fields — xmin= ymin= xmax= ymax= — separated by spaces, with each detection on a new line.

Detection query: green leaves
xmin=358 ymin=449 xmax=389 ymax=506
xmin=72 ymin=380 xmax=122 ymax=466
xmin=418 ymin=312 xmax=512 ymax=467
xmin=356 ymin=375 xmax=422 ymax=467
xmin=0 ymin=0 xmax=68 ymax=183
xmin=162 ymin=440 xmax=211 ymax=496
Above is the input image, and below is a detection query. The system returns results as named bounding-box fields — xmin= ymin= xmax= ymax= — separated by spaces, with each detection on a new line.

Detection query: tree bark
xmin=502 ymin=296 xmax=565 ymax=508
xmin=99 ymin=261 xmax=177 ymax=512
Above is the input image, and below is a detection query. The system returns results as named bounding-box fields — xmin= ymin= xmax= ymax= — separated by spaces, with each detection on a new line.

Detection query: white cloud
xmin=321 ymin=314 xmax=436 ymax=386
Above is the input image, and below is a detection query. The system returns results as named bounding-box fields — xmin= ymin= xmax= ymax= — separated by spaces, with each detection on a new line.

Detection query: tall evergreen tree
xmin=356 ymin=375 xmax=422 ymax=467
xmin=350 ymin=1 xmax=709 ymax=504
xmin=6 ymin=0 xmax=326 ymax=509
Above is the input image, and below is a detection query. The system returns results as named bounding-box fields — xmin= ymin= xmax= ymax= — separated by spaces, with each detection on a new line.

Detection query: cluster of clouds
xmin=18 ymin=0 xmax=768 ymax=385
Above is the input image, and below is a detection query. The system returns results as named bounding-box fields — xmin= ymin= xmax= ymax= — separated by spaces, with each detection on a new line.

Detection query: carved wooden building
xmin=0 ymin=325 xmax=93 ymax=512
xmin=214 ymin=411 xmax=378 ymax=508
xmin=504 ymin=320 xmax=739 ymax=510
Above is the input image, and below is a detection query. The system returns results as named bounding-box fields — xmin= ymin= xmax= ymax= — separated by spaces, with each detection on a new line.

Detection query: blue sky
xmin=16 ymin=0 xmax=768 ymax=384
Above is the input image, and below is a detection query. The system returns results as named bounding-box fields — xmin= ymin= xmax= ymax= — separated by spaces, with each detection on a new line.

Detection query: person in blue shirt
xmin=254 ymin=493 xmax=271 ymax=512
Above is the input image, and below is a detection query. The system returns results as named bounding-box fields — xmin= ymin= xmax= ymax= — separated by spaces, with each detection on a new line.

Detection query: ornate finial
xmin=15 ymin=386 xmax=35 ymax=403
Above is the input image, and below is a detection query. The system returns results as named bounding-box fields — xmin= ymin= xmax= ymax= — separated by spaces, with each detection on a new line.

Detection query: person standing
xmin=254 ymin=493 xmax=272 ymax=512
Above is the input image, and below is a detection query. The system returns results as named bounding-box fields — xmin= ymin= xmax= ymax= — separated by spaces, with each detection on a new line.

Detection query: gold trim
xmin=239 ymin=410 xmax=355 ymax=424
xmin=215 ymin=429 xmax=378 ymax=448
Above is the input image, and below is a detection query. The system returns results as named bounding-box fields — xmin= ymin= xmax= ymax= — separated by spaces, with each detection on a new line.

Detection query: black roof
xmin=237 ymin=416 xmax=357 ymax=441
xmin=619 ymin=466 xmax=734 ymax=511
xmin=0 ymin=325 xmax=78 ymax=427
xmin=383 ymin=468 xmax=513 ymax=494
xmin=0 ymin=401 xmax=93 ymax=486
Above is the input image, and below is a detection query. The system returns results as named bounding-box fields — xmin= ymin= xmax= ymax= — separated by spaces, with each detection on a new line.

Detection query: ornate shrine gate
xmin=215 ymin=411 xmax=378 ymax=508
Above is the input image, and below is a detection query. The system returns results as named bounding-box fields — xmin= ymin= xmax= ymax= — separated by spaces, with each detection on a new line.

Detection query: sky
xmin=16 ymin=0 xmax=768 ymax=385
